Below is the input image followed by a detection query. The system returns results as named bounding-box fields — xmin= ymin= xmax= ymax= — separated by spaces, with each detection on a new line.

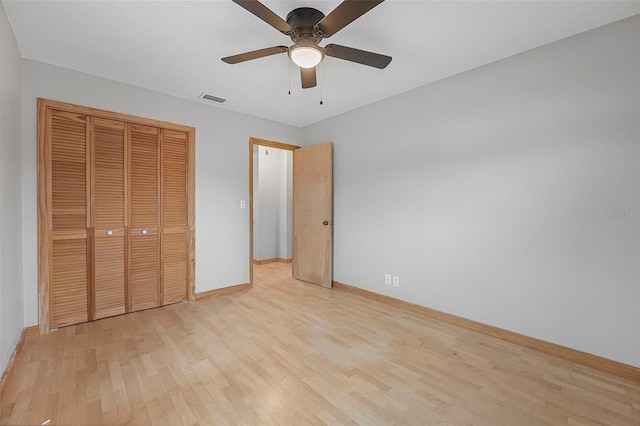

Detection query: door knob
xmin=142 ymin=229 xmax=148 ymax=235
xmin=322 ymin=220 xmax=333 ymax=226
xmin=106 ymin=230 xmax=113 ymax=236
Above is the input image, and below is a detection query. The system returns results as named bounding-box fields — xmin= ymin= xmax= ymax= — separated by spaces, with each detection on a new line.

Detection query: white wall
xmin=0 ymin=2 xmax=24 ymax=374
xmin=254 ymin=146 xmax=292 ymax=260
xmin=21 ymin=59 xmax=301 ymax=326
xmin=255 ymin=146 xmax=280 ymax=259
xmin=303 ymin=16 xmax=640 ymax=367
xmin=279 ymin=150 xmax=293 ymax=260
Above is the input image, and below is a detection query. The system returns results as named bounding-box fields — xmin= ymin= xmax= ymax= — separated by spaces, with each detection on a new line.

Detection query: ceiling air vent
xmin=199 ymin=92 xmax=226 ymax=104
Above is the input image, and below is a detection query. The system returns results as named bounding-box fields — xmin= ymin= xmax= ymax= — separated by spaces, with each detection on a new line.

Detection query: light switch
xmin=240 ymin=200 xmax=246 ymax=209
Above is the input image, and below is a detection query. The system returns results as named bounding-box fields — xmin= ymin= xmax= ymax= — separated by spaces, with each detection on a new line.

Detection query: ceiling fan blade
xmin=300 ymin=67 xmax=317 ymax=89
xmin=325 ymin=44 xmax=392 ymax=69
xmin=232 ymin=0 xmax=293 ymax=34
xmin=316 ymin=0 xmax=384 ymax=38
xmin=222 ymin=46 xmax=288 ymax=64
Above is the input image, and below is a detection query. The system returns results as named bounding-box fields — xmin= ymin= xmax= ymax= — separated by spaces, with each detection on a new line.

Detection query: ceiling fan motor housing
xmin=286 ymin=7 xmax=325 ymax=44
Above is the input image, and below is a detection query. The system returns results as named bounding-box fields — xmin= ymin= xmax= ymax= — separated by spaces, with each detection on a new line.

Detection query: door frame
xmin=248 ymin=137 xmax=300 ymax=287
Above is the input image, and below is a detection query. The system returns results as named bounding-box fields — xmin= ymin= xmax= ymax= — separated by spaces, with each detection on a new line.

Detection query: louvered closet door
xmin=50 ymin=110 xmax=89 ymax=328
xmin=162 ymin=130 xmax=188 ymax=304
xmin=129 ymin=124 xmax=160 ymax=311
xmin=92 ymin=118 xmax=126 ymax=319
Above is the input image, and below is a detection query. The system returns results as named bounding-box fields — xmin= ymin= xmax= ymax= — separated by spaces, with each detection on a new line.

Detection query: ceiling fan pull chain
xmin=320 ymin=62 xmax=324 ymax=105
xmin=288 ymin=56 xmax=291 ymax=95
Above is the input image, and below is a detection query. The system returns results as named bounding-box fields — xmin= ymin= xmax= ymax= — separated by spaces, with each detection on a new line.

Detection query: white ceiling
xmin=4 ymin=1 xmax=639 ymax=128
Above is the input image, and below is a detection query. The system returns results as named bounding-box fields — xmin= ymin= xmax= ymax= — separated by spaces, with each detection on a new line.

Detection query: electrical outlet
xmin=384 ymin=273 xmax=392 ymax=285
xmin=392 ymin=276 xmax=400 ymax=287
xmin=240 ymin=200 xmax=246 ymax=209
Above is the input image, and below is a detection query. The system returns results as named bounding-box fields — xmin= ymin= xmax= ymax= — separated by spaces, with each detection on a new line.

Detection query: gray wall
xmin=279 ymin=150 xmax=293 ymax=259
xmin=254 ymin=146 xmax=292 ymax=260
xmin=303 ymin=16 xmax=640 ymax=367
xmin=21 ymin=60 xmax=302 ymax=327
xmin=0 ymin=2 xmax=24 ymax=374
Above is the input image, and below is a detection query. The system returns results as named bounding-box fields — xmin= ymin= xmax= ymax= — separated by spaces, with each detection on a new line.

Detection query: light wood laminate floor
xmin=1 ymin=262 xmax=638 ymax=425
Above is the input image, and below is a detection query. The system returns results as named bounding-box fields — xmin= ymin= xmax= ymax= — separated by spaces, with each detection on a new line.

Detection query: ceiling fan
xmin=222 ymin=0 xmax=392 ymax=89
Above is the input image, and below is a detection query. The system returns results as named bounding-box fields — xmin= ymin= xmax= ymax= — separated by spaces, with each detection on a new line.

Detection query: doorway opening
xmin=249 ymin=137 xmax=334 ymax=289
xmin=249 ymin=138 xmax=299 ymax=287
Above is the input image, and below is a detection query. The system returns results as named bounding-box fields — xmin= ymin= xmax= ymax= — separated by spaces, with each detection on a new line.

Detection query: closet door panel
xmin=162 ymin=130 xmax=187 ymax=226
xmin=131 ymin=233 xmax=159 ymax=310
xmin=92 ymin=118 xmax=126 ymax=319
xmin=51 ymin=111 xmax=88 ymax=232
xmin=52 ymin=239 xmax=89 ymax=327
xmin=162 ymin=130 xmax=188 ymax=304
xmin=93 ymin=118 xmax=125 ymax=228
xmin=50 ymin=110 xmax=89 ymax=328
xmin=163 ymin=232 xmax=187 ymax=304
xmin=94 ymin=233 xmax=126 ymax=318
xmin=130 ymin=124 xmax=160 ymax=311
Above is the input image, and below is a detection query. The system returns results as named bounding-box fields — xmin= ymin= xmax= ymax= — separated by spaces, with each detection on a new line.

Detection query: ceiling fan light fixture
xmin=289 ymin=43 xmax=324 ymax=68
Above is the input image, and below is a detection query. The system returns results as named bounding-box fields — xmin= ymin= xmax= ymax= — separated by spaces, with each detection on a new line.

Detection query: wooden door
xmin=91 ymin=118 xmax=126 ymax=319
xmin=129 ymin=124 xmax=160 ymax=311
xmin=292 ymin=142 xmax=333 ymax=288
xmin=49 ymin=110 xmax=90 ymax=328
xmin=161 ymin=130 xmax=189 ymax=304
